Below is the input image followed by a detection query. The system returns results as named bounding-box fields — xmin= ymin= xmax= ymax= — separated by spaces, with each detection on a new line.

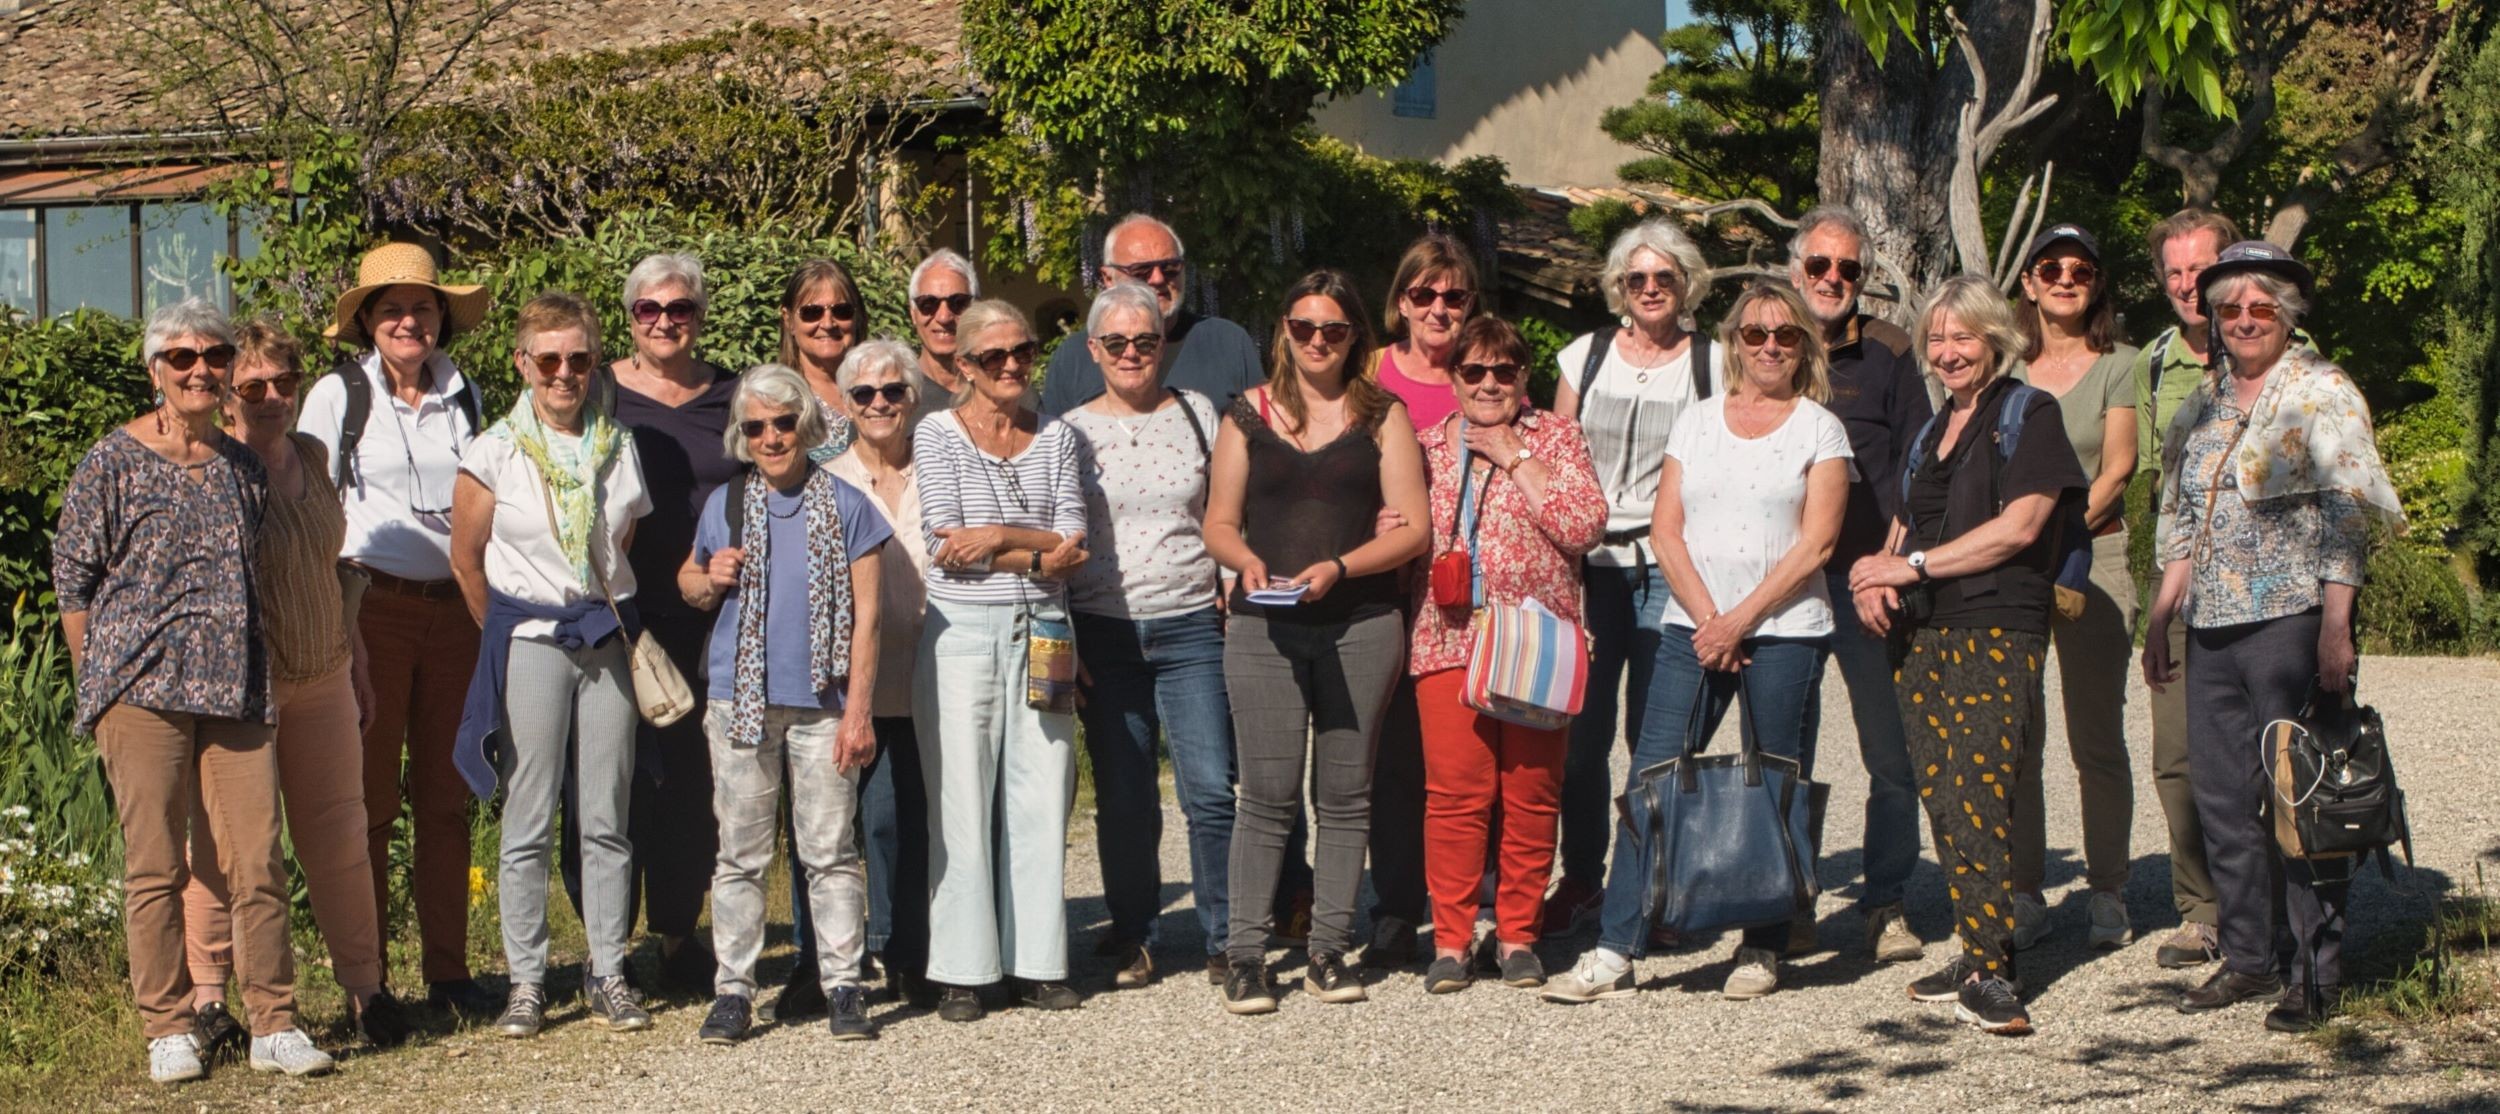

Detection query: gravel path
xmin=132 ymin=657 xmax=2500 ymax=1111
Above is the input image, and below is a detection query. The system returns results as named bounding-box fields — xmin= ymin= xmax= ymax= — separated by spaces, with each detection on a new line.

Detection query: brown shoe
xmin=1113 ymin=942 xmax=1153 ymax=989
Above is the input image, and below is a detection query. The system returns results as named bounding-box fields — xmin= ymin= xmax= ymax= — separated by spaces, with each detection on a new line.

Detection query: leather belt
xmin=354 ymin=565 xmax=461 ymax=600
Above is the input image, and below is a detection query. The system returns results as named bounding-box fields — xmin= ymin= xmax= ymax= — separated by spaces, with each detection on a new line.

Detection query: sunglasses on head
xmin=1739 ymin=324 xmax=1809 ymax=348
xmin=795 ymin=301 xmax=858 ymax=325
xmin=156 ymin=344 xmax=237 ymax=372
xmin=1802 ymin=256 xmax=1864 ymax=284
xmin=1622 ymin=269 xmax=1684 ymax=293
xmin=739 ymin=413 xmax=801 ymax=439
xmin=1403 ymin=286 xmax=1474 ymax=311
xmin=2032 ymin=259 xmax=2098 ymax=285
xmin=527 ymin=351 xmax=595 ymax=376
xmin=912 ymin=292 xmax=974 ymax=318
xmin=1457 ymin=362 xmax=1522 ymax=386
xmin=1094 ymin=332 xmax=1163 ymax=359
xmin=1284 ymin=318 xmax=1353 ymax=346
xmin=847 ymin=383 xmax=911 ymax=408
xmin=1106 ymin=258 xmax=1184 ymax=283
xmin=630 ymin=298 xmax=701 ymax=325
xmin=2213 ymin=301 xmax=2282 ymax=322
xmin=231 ymin=372 xmax=302 ymax=403
xmin=968 ymin=340 xmax=1041 ymax=374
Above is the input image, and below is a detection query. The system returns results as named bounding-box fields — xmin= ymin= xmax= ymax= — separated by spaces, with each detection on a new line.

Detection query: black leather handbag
xmin=2264 ymin=679 xmax=2413 ymax=870
xmin=1614 ymin=675 xmax=1824 ymax=938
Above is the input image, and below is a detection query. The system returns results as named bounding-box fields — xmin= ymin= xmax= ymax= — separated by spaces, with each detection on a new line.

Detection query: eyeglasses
xmin=1094 ymin=332 xmax=1163 ymax=359
xmin=968 ymin=340 xmax=1041 ymax=373
xmin=230 ymin=372 xmax=302 ymax=403
xmin=912 ymin=293 xmax=974 ymax=318
xmin=630 ymin=298 xmax=701 ymax=325
xmin=739 ymin=413 xmax=801 ymax=439
xmin=526 ymin=351 xmax=595 ymax=376
xmin=1739 ymin=324 xmax=1809 ymax=348
xmin=1622 ymin=269 xmax=1685 ymax=293
xmin=2032 ymin=259 xmax=2098 ymax=285
xmin=1284 ymin=318 xmax=1353 ymax=345
xmin=2213 ymin=301 xmax=2282 ymax=322
xmin=795 ymin=302 xmax=858 ymax=325
xmin=1105 ymin=258 xmax=1184 ymax=283
xmin=1457 ymin=362 xmax=1522 ymax=386
xmin=1403 ymin=286 xmax=1474 ymax=311
xmin=847 ymin=383 xmax=911 ymax=407
xmin=1802 ymin=256 xmax=1864 ymax=284
xmin=156 ymin=344 xmax=237 ymax=372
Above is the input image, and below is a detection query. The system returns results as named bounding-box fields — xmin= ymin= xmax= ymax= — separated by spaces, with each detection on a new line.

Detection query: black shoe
xmin=1954 ymin=976 xmax=2033 ymax=1035
xmin=697 ymin=994 xmax=752 ymax=1045
xmin=1223 ymin=960 xmax=1277 ymax=1015
xmin=1362 ymin=918 xmax=1419 ymax=969
xmin=2180 ymin=968 xmax=2285 ymax=1013
xmin=1499 ymin=948 xmax=1547 ymax=989
xmin=351 ymin=989 xmax=414 ymax=1049
xmin=1423 ymin=955 xmax=1472 ymax=994
xmin=192 ymin=1000 xmax=245 ymax=1065
xmin=1206 ymin=956 xmax=1229 ymax=986
xmin=773 ymin=960 xmax=827 ymax=1021
xmin=827 ymin=985 xmax=876 ymax=1040
xmin=426 ymin=978 xmax=501 ymax=1017
xmin=660 ymin=939 xmax=715 ymax=995
xmin=1907 ymin=956 xmax=1975 ymax=1003
xmin=586 ymin=974 xmax=653 ymax=1032
xmin=937 ymin=987 xmax=985 ymax=1023
xmin=1015 ymin=979 xmax=1081 ymax=1011
xmin=2265 ymin=986 xmax=2335 ymax=1033
xmin=1305 ymin=952 xmax=1366 ymax=1003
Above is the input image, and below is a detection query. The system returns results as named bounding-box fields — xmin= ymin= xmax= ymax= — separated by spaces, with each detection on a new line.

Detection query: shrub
xmin=2360 ymin=541 xmax=2476 ymax=654
xmin=0 ymin=312 xmax=150 ymax=604
xmin=0 ymin=601 xmax=111 ymax=864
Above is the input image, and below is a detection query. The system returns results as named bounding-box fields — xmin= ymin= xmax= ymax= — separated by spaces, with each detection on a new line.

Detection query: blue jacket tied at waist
xmin=454 ymin=590 xmax=637 ymax=798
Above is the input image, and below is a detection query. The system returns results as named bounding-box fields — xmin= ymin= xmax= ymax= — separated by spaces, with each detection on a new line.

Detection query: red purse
xmin=1429 ymin=457 xmax=1486 ymax=609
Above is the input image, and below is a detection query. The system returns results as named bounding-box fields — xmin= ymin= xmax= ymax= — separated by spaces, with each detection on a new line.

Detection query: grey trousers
xmin=497 ymin=636 xmax=637 ymax=985
xmin=1223 ymin=611 xmax=1406 ymax=964
xmin=2016 ymin=529 xmax=2137 ymax=894
xmin=2150 ymin=619 xmax=2218 ymax=925
xmin=2188 ymin=610 xmax=2347 ymax=991
xmin=704 ymin=704 xmax=866 ymax=998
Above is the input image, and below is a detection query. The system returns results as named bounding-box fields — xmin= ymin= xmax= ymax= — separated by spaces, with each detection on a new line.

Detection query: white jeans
xmin=704 ymin=704 xmax=867 ymax=997
xmin=915 ymin=598 xmax=1076 ymax=985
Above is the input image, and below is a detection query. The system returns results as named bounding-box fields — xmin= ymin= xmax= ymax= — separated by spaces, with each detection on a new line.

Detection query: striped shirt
xmin=912 ymin=408 xmax=1088 ymax=606
xmin=1557 ymin=331 xmax=1700 ymax=566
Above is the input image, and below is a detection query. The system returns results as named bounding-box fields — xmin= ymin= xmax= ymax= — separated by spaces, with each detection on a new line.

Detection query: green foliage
xmin=1568 ymin=198 xmax=1646 ymax=255
xmin=0 ymin=602 xmax=110 ymax=865
xmin=0 ymin=312 xmax=150 ymax=603
xmin=2435 ymin=16 xmax=2500 ymax=583
xmin=1836 ymin=0 xmax=2239 ymax=116
xmin=1601 ymin=0 xmax=1821 ymax=211
xmin=2360 ymin=542 xmax=2475 ymax=654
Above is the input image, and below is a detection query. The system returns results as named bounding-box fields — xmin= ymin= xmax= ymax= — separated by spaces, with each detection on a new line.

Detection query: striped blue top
xmin=911 ymin=408 xmax=1088 ymax=606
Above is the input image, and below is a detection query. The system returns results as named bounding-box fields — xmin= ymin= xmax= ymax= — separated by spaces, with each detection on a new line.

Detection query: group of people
xmin=56 ymin=201 xmax=2404 ymax=1084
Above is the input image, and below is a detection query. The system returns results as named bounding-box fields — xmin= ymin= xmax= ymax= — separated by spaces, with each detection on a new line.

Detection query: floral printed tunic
xmin=1408 ymin=410 xmax=1608 ymax=675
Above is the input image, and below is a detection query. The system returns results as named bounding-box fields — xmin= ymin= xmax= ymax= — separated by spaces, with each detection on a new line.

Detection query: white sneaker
xmin=148 ymin=1034 xmax=204 ymax=1084
xmin=1721 ymin=947 xmax=1780 ymax=1000
xmin=1540 ymin=952 xmax=1636 ymax=1004
xmin=2087 ymin=890 xmax=2135 ymax=949
xmin=2010 ymin=893 xmax=2050 ymax=951
xmin=248 ymin=1028 xmax=335 ymax=1077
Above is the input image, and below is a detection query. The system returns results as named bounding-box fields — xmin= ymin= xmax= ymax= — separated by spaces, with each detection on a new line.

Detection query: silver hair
xmin=2207 ymin=272 xmax=2310 ymax=328
xmin=910 ymin=248 xmax=981 ymax=297
xmin=1914 ymin=274 xmax=2028 ymax=388
xmin=623 ymin=252 xmax=707 ymax=309
xmin=142 ymin=296 xmax=235 ymax=364
xmin=1101 ymin=213 xmax=1186 ymax=264
xmin=834 ymin=338 xmax=920 ymax=396
xmin=1786 ymin=206 xmax=1874 ymax=268
xmin=1601 ymin=218 xmax=1710 ymax=318
xmin=722 ymin=363 xmax=830 ymax=464
xmin=1086 ymin=281 xmax=1163 ymax=338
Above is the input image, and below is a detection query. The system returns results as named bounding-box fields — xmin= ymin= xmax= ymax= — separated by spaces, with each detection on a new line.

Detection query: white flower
xmin=0 ymin=805 xmax=27 ymax=821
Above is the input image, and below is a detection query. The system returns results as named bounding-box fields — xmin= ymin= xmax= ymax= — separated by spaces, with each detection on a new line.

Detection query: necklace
xmin=1614 ymin=330 xmax=1684 ymax=385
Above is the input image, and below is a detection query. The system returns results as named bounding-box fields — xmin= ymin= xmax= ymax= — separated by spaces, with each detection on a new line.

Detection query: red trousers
xmin=1416 ymin=668 xmax=1566 ymax=956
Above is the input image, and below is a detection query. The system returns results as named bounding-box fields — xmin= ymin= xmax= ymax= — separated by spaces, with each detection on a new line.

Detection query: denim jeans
xmin=1559 ymin=563 xmax=1671 ymax=886
xmin=1809 ymin=569 xmax=1921 ymax=909
xmin=790 ymin=716 xmax=924 ymax=980
xmin=1075 ymin=607 xmax=1238 ymax=955
xmin=1597 ymin=626 xmax=1827 ymax=959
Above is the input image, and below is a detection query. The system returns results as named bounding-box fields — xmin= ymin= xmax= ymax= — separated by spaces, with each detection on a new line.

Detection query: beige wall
xmin=1314 ymin=1 xmax=1665 ymax=189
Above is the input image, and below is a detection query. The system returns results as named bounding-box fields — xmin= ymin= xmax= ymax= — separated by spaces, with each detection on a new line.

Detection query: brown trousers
xmin=356 ymin=586 xmax=482 ymax=985
xmin=96 ymin=704 xmax=293 ymax=1038
xmin=185 ymin=662 xmax=385 ymax=997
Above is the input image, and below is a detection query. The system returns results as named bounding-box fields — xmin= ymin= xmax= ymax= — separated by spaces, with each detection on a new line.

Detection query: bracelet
xmin=1331 ymin=556 xmax=1349 ymax=580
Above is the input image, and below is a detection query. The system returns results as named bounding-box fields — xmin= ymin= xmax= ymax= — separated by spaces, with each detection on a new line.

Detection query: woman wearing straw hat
xmin=295 ymin=241 xmax=501 ymax=1018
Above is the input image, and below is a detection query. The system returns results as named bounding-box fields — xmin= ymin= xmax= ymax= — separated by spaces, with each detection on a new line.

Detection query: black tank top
xmin=1226 ymin=395 xmax=1400 ymax=624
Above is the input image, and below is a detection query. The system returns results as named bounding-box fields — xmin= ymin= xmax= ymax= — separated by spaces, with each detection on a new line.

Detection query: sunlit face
xmin=516 ymin=326 xmax=595 ymax=425
xmin=1396 ymin=268 xmax=1473 ymax=351
xmin=1086 ymin=303 xmax=1163 ymax=399
xmin=2019 ymin=247 xmax=2098 ymax=327
xmin=1789 ymin=227 xmax=1862 ymax=326
xmin=1283 ymin=293 xmax=1355 ymax=380
xmin=224 ymin=355 xmax=302 ymax=434
xmin=1619 ymin=246 xmax=1686 ymax=331
xmin=1100 ymin=223 xmax=1185 ymax=322
xmin=841 ymin=362 xmax=914 ymax=448
xmin=1452 ymin=342 xmax=1524 ymax=427
xmin=742 ymin=398 xmax=804 ymax=484
xmin=2207 ymin=275 xmax=2294 ymax=374
xmin=630 ymin=278 xmax=702 ymax=365
xmin=784 ymin=277 xmax=858 ymax=370
xmin=911 ymin=266 xmax=973 ymax=357
xmin=1736 ymin=298 xmax=1807 ymax=397
xmin=150 ymin=332 xmax=233 ymax=420
xmin=961 ymin=322 xmax=1037 ymax=406
xmin=1923 ymin=309 xmax=1998 ymax=396
xmin=2160 ymin=229 xmax=2227 ymax=329
xmin=361 ymin=284 xmax=443 ymax=368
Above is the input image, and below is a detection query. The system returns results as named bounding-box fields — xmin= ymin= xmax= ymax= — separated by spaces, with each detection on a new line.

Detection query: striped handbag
xmin=1462 ymin=596 xmax=1590 ymax=731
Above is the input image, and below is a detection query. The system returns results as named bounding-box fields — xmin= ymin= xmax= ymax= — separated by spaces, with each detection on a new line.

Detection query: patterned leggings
xmin=1894 ymin=625 xmax=2047 ymax=981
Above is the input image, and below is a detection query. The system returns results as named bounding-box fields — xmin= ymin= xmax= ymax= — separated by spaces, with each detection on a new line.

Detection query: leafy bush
xmin=0 ymin=602 xmax=111 ymax=864
xmin=0 ymin=312 xmax=150 ymax=604
xmin=2360 ymin=542 xmax=2476 ymax=654
xmin=0 ymin=804 xmax=120 ymax=980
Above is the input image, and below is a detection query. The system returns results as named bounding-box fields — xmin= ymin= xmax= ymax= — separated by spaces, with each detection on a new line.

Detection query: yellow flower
xmin=469 ymin=866 xmax=490 ymax=906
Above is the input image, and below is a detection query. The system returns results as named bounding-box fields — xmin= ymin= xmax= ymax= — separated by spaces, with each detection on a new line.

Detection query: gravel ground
xmin=117 ymin=657 xmax=2500 ymax=1112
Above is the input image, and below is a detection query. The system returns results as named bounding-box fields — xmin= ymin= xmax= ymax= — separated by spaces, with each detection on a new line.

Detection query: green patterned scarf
xmin=499 ymin=389 xmax=622 ymax=587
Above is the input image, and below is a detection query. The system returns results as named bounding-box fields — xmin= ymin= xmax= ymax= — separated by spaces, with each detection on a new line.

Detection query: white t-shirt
xmin=1660 ymin=395 xmax=1855 ymax=637
xmin=295 ymin=352 xmax=481 ymax=581
xmin=1556 ymin=331 xmax=1700 ymax=567
xmin=458 ymin=428 xmax=653 ymax=640
xmin=1061 ymin=391 xmax=1222 ymax=620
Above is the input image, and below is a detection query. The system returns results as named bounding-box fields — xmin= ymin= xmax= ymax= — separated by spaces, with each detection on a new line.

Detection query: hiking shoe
xmin=496 ymin=982 xmax=546 ymax=1038
xmin=1787 ymin=911 xmax=1818 ymax=955
xmin=2010 ymin=893 xmax=2050 ymax=951
xmin=1112 ymin=942 xmax=1154 ymax=989
xmin=1541 ymin=876 xmax=1604 ymax=936
xmin=1954 ymin=976 xmax=2033 ymax=1035
xmin=2265 ymin=986 xmax=2335 ymax=1033
xmin=2180 ymin=968 xmax=2285 ymax=1013
xmin=1907 ymin=956 xmax=1975 ymax=1003
xmin=192 ymin=1000 xmax=245 ymax=1065
xmin=1305 ymin=952 xmax=1366 ymax=1003
xmin=937 ymin=987 xmax=985 ymax=1023
xmin=248 ymin=1029 xmax=335 ymax=1077
xmin=1722 ymin=947 xmax=1781 ymax=1000
xmin=351 ymin=989 xmax=414 ymax=1049
xmin=1271 ymin=888 xmax=1314 ymax=947
xmin=2155 ymin=922 xmax=2221 ymax=969
xmin=1867 ymin=903 xmax=1923 ymax=963
xmin=1016 ymin=979 xmax=1081 ymax=1011
xmin=586 ymin=974 xmax=652 ymax=1032
xmin=1223 ymin=960 xmax=1279 ymax=1015
xmin=828 ymin=986 xmax=876 ymax=1040
xmin=1206 ymin=956 xmax=1229 ymax=986
xmin=772 ymin=959 xmax=826 ymax=1021
xmin=697 ymin=994 xmax=752 ymax=1045
xmin=1499 ymin=948 xmax=1546 ymax=989
xmin=1361 ymin=917 xmax=1419 ymax=969
xmin=2088 ymin=890 xmax=2134 ymax=950
xmin=1541 ymin=953 xmax=1635 ymax=1003
xmin=1423 ymin=955 xmax=1472 ymax=994
xmin=148 ymin=1034 xmax=204 ymax=1085
xmin=427 ymin=977 xmax=500 ymax=1017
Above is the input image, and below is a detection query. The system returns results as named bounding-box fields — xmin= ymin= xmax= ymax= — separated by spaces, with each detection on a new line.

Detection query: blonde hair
xmin=1716 ymin=284 xmax=1830 ymax=403
xmin=1914 ymin=275 xmax=2025 ymax=389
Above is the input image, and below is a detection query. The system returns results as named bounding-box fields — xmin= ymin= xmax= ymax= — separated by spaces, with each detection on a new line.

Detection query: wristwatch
xmin=1906 ymin=550 xmax=1932 ymax=582
xmin=1029 ymin=550 xmax=1045 ymax=576
xmin=1508 ymin=446 xmax=1535 ymax=472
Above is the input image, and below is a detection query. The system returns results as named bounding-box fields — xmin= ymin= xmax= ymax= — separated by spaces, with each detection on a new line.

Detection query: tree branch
xmin=1945 ymin=0 xmax=2057 ymax=277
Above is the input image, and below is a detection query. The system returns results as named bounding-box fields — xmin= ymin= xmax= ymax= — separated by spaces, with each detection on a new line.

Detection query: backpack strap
xmin=1170 ymin=387 xmax=1211 ymax=461
xmin=2144 ymin=328 xmax=2177 ymax=397
xmin=1896 ymin=407 xmax=1948 ymax=543
xmin=333 ymin=356 xmax=372 ymax=491
xmin=1573 ymin=325 xmax=1621 ymax=402
xmin=724 ymin=468 xmax=752 ymax=551
xmin=1688 ymin=331 xmax=1714 ymax=401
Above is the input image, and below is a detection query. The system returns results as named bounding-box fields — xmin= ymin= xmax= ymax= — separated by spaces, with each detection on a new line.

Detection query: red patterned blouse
xmin=1409 ymin=409 xmax=1608 ymax=675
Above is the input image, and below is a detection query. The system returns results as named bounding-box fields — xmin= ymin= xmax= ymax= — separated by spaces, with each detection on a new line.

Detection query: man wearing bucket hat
xmin=295 ymin=242 xmax=502 ymax=1017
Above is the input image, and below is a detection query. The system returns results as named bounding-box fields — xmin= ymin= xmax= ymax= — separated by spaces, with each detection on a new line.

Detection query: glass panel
xmin=43 ymin=206 xmax=134 ymax=317
xmin=0 ymin=210 xmax=33 ymax=313
xmin=142 ymin=203 xmax=227 ymax=313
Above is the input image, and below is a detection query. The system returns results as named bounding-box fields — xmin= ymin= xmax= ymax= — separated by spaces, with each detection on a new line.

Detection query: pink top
xmin=1408 ymin=410 xmax=1608 ymax=676
xmin=1374 ymin=346 xmax=1462 ymax=430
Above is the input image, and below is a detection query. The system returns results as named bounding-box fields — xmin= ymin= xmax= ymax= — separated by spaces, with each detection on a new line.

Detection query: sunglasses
xmin=739 ymin=413 xmax=801 ymax=439
xmin=795 ymin=302 xmax=858 ymax=325
xmin=912 ymin=293 xmax=974 ymax=318
xmin=1802 ymin=256 xmax=1863 ymax=284
xmin=231 ymin=372 xmax=302 ymax=403
xmin=847 ymin=383 xmax=911 ymax=408
xmin=2032 ymin=259 xmax=2099 ymax=285
xmin=1106 ymin=258 xmax=1184 ymax=283
xmin=630 ymin=298 xmax=701 ymax=325
xmin=1739 ymin=324 xmax=1809 ymax=348
xmin=1284 ymin=318 xmax=1354 ymax=346
xmin=1457 ymin=362 xmax=1522 ymax=386
xmin=2213 ymin=302 xmax=2282 ymax=322
xmin=1403 ymin=286 xmax=1474 ymax=311
xmin=156 ymin=344 xmax=237 ymax=372
xmin=1094 ymin=332 xmax=1163 ymax=359
xmin=968 ymin=340 xmax=1041 ymax=373
xmin=526 ymin=351 xmax=595 ymax=376
xmin=1622 ymin=269 xmax=1684 ymax=293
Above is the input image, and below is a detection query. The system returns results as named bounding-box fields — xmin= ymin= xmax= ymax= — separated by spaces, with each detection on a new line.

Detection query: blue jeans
xmin=1808 ymin=569 xmax=1921 ymax=909
xmin=1597 ymin=626 xmax=1827 ymax=958
xmin=1075 ymin=608 xmax=1239 ymax=955
xmin=1560 ymin=563 xmax=1671 ymax=885
xmin=791 ymin=716 xmax=925 ymax=978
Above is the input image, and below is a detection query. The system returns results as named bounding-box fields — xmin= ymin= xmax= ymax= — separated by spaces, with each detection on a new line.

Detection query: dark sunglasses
xmin=1284 ymin=318 xmax=1353 ymax=346
xmin=231 ymin=372 xmax=302 ymax=403
xmin=1403 ymin=286 xmax=1474 ymax=311
xmin=2032 ymin=259 xmax=2099 ymax=285
xmin=795 ymin=301 xmax=858 ymax=325
xmin=739 ymin=413 xmax=802 ymax=439
xmin=912 ymin=293 xmax=974 ymax=318
xmin=1622 ymin=269 xmax=1684 ymax=293
xmin=1457 ymin=362 xmax=1522 ymax=386
xmin=2213 ymin=302 xmax=2282 ymax=322
xmin=630 ymin=298 xmax=701 ymax=325
xmin=847 ymin=383 xmax=911 ymax=407
xmin=1739 ymin=324 xmax=1809 ymax=348
xmin=968 ymin=340 xmax=1042 ymax=373
xmin=1106 ymin=258 xmax=1184 ymax=283
xmin=1094 ymin=332 xmax=1163 ymax=359
xmin=156 ymin=344 xmax=237 ymax=372
xmin=527 ymin=351 xmax=595 ymax=376
xmin=1802 ymin=256 xmax=1864 ymax=284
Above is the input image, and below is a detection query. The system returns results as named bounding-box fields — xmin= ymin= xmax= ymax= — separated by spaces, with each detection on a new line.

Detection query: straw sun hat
xmin=327 ymin=242 xmax=489 ymax=347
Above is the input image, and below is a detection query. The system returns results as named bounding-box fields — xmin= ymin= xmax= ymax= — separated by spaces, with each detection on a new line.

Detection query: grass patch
xmin=2313 ymin=866 xmax=2500 ymax=1067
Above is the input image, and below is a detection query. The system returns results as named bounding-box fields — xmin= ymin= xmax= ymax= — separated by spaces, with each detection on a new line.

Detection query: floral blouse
xmin=52 ymin=429 xmax=271 ymax=733
xmin=2158 ymin=385 xmax=2370 ymax=628
xmin=1409 ymin=410 xmax=1608 ymax=675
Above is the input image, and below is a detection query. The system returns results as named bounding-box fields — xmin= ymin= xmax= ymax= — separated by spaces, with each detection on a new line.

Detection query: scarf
xmin=2163 ymin=344 xmax=2408 ymax=535
xmin=499 ymin=389 xmax=624 ymax=587
xmin=729 ymin=461 xmax=853 ymax=748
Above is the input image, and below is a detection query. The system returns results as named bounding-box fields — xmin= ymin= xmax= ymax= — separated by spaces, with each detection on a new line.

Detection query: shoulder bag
xmin=1613 ymin=673 xmax=1822 ymax=937
xmin=536 ymin=466 xmax=694 ymax=728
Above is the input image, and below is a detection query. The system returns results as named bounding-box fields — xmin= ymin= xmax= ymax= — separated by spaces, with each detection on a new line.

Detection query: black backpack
xmin=2266 ymin=681 xmax=2414 ymax=873
xmin=328 ymin=357 xmax=484 ymax=492
xmin=1575 ymin=325 xmax=1713 ymax=405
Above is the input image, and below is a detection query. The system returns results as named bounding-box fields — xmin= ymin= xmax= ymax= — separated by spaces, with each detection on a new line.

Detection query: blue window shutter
xmin=1393 ymin=49 xmax=1437 ymax=118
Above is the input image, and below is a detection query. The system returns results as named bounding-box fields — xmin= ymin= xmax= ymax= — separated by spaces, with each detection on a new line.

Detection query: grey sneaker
xmin=1541 ymin=952 xmax=1635 ymax=1004
xmin=496 ymin=982 xmax=546 ymax=1038
xmin=148 ymin=1034 xmax=204 ymax=1085
xmin=827 ymin=985 xmax=876 ymax=1040
xmin=1907 ymin=955 xmax=1974 ymax=1002
xmin=1498 ymin=948 xmax=1546 ymax=989
xmin=1955 ymin=975 xmax=2033 ymax=1035
xmin=1867 ymin=903 xmax=1923 ymax=963
xmin=586 ymin=974 xmax=652 ymax=1032
xmin=2010 ymin=893 xmax=2051 ymax=951
xmin=2087 ymin=890 xmax=2135 ymax=950
xmin=1721 ymin=947 xmax=1781 ymax=1000
xmin=247 ymin=1029 xmax=335 ymax=1077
